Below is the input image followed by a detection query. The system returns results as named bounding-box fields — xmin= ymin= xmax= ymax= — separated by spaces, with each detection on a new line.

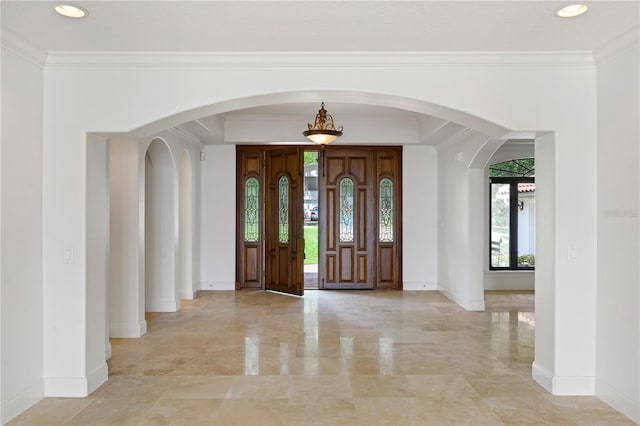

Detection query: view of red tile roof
xmin=518 ymin=183 xmax=535 ymax=193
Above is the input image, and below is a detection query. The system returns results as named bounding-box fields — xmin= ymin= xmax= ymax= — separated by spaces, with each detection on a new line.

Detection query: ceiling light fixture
xmin=556 ymin=4 xmax=588 ymax=17
xmin=303 ymin=102 xmax=343 ymax=145
xmin=55 ymin=4 xmax=88 ymax=18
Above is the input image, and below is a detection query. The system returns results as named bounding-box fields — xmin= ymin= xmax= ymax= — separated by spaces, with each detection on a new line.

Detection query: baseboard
xmin=1 ymin=379 xmax=44 ymax=425
xmin=146 ymin=299 xmax=179 ymax=312
xmin=439 ymin=288 xmax=485 ymax=311
xmin=43 ymin=363 xmax=109 ymax=398
xmin=110 ymin=320 xmax=147 ymax=338
xmin=44 ymin=377 xmax=88 ymax=397
xmin=87 ymin=363 xmax=108 ymax=395
xmin=532 ymin=361 xmax=595 ymax=396
xmin=181 ymin=289 xmax=197 ymax=300
xmin=403 ymin=281 xmax=437 ymax=291
xmin=596 ymin=377 xmax=640 ymax=423
xmin=465 ymin=298 xmax=486 ymax=311
xmin=198 ymin=281 xmax=235 ymax=290
xmin=553 ymin=375 xmax=595 ymax=395
xmin=106 ymin=341 xmax=112 ymax=360
xmin=532 ymin=361 xmax=554 ymax=393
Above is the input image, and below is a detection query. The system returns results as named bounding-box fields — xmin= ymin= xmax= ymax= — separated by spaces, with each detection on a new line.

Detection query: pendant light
xmin=303 ymin=102 xmax=343 ymax=145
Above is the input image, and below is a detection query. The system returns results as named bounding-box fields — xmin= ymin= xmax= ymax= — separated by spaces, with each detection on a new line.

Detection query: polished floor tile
xmin=8 ymin=290 xmax=636 ymax=425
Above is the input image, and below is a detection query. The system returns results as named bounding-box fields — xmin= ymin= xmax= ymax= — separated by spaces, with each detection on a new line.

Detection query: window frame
xmin=378 ymin=177 xmax=394 ymax=243
xmin=338 ymin=176 xmax=354 ymax=243
xmin=489 ymin=176 xmax=535 ymax=271
xmin=243 ymin=177 xmax=260 ymax=243
xmin=278 ymin=175 xmax=289 ymax=243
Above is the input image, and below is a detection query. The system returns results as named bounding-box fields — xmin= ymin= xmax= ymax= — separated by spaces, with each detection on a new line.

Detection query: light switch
xmin=63 ymin=248 xmax=74 ymax=264
xmin=568 ymin=246 xmax=577 ymax=262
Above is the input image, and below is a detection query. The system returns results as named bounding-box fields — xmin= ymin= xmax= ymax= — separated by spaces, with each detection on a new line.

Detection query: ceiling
xmin=3 ymin=1 xmax=638 ymax=146
xmin=3 ymin=1 xmax=638 ymax=53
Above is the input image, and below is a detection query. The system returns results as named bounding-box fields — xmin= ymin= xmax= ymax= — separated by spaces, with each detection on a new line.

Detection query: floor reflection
xmin=244 ymin=335 xmax=259 ymax=375
xmin=9 ymin=290 xmax=635 ymax=426
xmin=379 ymin=337 xmax=394 ymax=375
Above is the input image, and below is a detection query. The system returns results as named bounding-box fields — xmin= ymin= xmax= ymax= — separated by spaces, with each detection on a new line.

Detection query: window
xmin=379 ymin=178 xmax=393 ymax=242
xmin=339 ymin=177 xmax=354 ymax=242
xmin=278 ymin=176 xmax=289 ymax=243
xmin=489 ymin=159 xmax=535 ymax=270
xmin=244 ymin=177 xmax=260 ymax=242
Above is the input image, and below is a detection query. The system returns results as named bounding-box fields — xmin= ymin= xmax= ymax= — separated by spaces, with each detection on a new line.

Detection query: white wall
xmin=484 ymin=271 xmax=535 ymax=291
xmin=402 ymin=146 xmax=438 ymax=290
xmin=0 ymin=46 xmax=44 ymax=423
xmin=200 ymin=145 xmax=236 ymax=290
xmin=436 ymin=131 xmax=491 ymax=310
xmin=595 ymin=28 xmax=640 ymax=423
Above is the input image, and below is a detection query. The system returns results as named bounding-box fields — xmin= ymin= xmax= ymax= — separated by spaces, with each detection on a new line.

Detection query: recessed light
xmin=55 ymin=4 xmax=88 ymax=19
xmin=557 ymin=4 xmax=588 ymax=18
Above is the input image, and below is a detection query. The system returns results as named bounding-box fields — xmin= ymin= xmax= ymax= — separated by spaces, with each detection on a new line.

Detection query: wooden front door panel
xmin=321 ymin=149 xmax=375 ymax=289
xmin=375 ymin=149 xmax=402 ymax=289
xmin=264 ymin=148 xmax=304 ymax=296
xmin=236 ymin=149 xmax=263 ymax=289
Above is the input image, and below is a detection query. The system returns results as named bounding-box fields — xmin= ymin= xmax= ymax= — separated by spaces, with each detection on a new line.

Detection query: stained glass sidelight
xmin=278 ymin=176 xmax=289 ymax=243
xmin=244 ymin=177 xmax=260 ymax=242
xmin=379 ymin=178 xmax=393 ymax=242
xmin=339 ymin=178 xmax=354 ymax=242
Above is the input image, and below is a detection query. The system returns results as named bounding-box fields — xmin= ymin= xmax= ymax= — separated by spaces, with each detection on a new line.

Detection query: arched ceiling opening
xmin=131 ymin=91 xmax=532 ymax=148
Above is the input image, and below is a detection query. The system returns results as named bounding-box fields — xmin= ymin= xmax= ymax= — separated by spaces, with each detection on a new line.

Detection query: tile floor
xmin=9 ymin=290 xmax=635 ymax=425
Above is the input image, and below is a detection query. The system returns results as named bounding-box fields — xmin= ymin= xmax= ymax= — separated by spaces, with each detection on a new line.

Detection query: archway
xmin=144 ymin=138 xmax=178 ymax=312
xmin=99 ymin=90 xmax=561 ymax=401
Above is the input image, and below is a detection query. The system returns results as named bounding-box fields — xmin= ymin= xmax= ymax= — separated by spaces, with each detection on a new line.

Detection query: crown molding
xmin=594 ymin=26 xmax=640 ymax=66
xmin=1 ymin=29 xmax=47 ymax=68
xmin=44 ymin=51 xmax=595 ymax=71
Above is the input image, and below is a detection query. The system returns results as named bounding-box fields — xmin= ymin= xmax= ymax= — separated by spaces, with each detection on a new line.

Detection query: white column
xmin=178 ymin=152 xmax=195 ymax=299
xmin=532 ymin=132 xmax=556 ymax=390
xmin=85 ymin=135 xmax=109 ymax=392
xmin=467 ymin=167 xmax=486 ymax=310
xmin=109 ymin=138 xmax=146 ymax=337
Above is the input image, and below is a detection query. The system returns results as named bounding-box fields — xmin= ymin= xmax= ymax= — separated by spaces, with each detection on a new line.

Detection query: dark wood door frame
xmin=236 ymin=145 xmax=402 ymax=291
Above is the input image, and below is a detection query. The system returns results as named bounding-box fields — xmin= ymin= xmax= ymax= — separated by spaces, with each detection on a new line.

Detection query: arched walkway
xmin=144 ymin=138 xmax=178 ymax=312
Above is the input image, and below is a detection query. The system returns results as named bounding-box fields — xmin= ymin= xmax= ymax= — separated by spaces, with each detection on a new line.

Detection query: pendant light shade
xmin=303 ymin=102 xmax=343 ymax=145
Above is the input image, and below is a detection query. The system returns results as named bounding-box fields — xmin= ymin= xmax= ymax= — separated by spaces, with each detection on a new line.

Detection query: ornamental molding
xmin=44 ymin=51 xmax=596 ymax=71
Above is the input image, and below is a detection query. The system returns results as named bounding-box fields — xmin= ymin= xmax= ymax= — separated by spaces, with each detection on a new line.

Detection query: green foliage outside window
xmin=304 ymin=151 xmax=318 ymax=166
xmin=518 ymin=254 xmax=535 ymax=266
xmin=489 ymin=159 xmax=535 ymax=177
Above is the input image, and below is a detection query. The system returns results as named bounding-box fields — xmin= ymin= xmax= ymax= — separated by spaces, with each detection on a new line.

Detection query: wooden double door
xmin=236 ymin=146 xmax=401 ymax=296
